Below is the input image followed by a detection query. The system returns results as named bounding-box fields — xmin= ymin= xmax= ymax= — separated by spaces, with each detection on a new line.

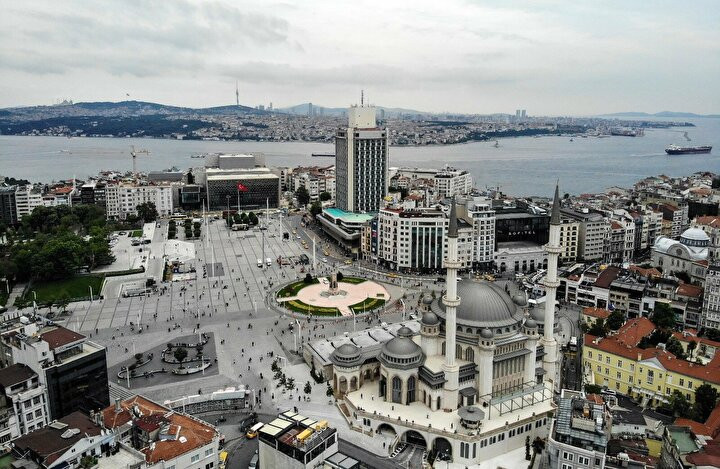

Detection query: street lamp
xmin=89 ymin=286 xmax=93 ymax=302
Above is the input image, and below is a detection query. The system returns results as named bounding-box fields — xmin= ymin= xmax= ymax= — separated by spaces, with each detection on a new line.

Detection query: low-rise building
xmin=562 ymin=209 xmax=608 ymax=262
xmin=434 ymin=168 xmax=472 ymax=199
xmin=101 ymin=395 xmax=220 ymax=469
xmin=702 ymin=264 xmax=720 ymax=330
xmin=547 ymin=390 xmax=611 ymax=469
xmin=14 ymin=185 xmax=43 ymax=219
xmin=105 ymin=183 xmax=174 ymax=220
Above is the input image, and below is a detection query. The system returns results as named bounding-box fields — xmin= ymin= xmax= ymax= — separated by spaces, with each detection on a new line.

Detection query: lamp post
xmin=89 ymin=286 xmax=93 ymax=303
xmin=226 ymin=195 xmax=231 ymax=226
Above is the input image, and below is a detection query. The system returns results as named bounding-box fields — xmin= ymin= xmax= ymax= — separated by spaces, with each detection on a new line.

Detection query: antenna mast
xmin=236 ymin=80 xmax=239 ymax=107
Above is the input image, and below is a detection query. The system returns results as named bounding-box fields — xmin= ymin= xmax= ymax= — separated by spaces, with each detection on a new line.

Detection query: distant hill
xmin=602 ymin=111 xmax=720 ymax=118
xmin=0 ymin=100 xmax=269 ymax=118
xmin=277 ymin=102 xmax=429 ymax=117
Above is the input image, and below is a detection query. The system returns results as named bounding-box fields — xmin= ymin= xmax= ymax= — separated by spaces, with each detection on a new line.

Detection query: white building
xmin=335 ymin=106 xmax=388 ymax=213
xmin=562 ymin=209 xmax=607 ymax=262
xmin=434 ymin=168 xmax=472 ymax=199
xmin=651 ymin=227 xmax=709 ymax=283
xmin=105 ymin=183 xmax=174 ymax=220
xmin=702 ymin=264 xmax=720 ymax=330
xmin=258 ymin=411 xmax=340 ymax=469
xmin=461 ymin=197 xmax=496 ymax=269
xmin=14 ymin=185 xmax=43 ymax=219
xmin=0 ymin=364 xmax=49 ymax=448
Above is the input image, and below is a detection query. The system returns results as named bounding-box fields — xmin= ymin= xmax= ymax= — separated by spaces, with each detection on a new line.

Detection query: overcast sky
xmin=1 ymin=0 xmax=719 ymax=115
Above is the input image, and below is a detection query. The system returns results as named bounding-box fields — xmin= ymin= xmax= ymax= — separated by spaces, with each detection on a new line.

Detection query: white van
xmin=257 ymin=259 xmax=263 ymax=268
xmin=266 ymin=257 xmax=272 ymax=266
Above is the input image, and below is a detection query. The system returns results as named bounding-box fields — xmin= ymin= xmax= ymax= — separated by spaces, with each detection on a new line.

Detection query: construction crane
xmin=130 ymin=145 xmax=150 ymax=175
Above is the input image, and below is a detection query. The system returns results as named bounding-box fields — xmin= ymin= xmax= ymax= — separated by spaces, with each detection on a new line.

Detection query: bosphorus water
xmin=1 ymin=117 xmax=719 ymax=197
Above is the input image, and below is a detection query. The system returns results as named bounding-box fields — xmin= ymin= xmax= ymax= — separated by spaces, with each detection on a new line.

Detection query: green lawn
xmin=130 ymin=229 xmax=143 ymax=237
xmin=349 ymin=297 xmax=385 ymax=313
xmin=0 ymin=454 xmax=16 ymax=469
xmin=277 ymin=278 xmax=319 ymax=298
xmin=20 ymin=275 xmax=105 ymax=305
xmin=283 ymin=299 xmax=340 ymax=316
xmin=340 ymin=277 xmax=367 ymax=284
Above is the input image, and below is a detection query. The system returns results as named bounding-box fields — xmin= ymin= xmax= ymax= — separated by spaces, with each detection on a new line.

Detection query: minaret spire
xmin=442 ymin=196 xmax=461 ymax=410
xmin=542 ymin=182 xmax=562 ymax=391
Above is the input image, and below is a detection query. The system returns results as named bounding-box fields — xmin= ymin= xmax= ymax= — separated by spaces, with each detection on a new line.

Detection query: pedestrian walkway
xmin=4 ymin=283 xmax=26 ymax=310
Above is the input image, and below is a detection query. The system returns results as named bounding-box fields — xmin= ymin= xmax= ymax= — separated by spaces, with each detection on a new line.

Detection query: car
xmin=246 ymin=429 xmax=257 ymax=439
xmin=344 ymin=260 xmax=352 ymax=265
xmin=118 ymin=231 xmax=127 ymax=235
xmin=322 ymin=258 xmax=328 ymax=263
xmin=437 ymin=277 xmax=446 ymax=283
xmin=248 ymin=451 xmax=259 ymax=469
xmin=296 ymin=235 xmax=301 ymax=239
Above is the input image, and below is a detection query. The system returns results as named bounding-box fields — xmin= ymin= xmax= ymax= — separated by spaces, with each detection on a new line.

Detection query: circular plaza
xmin=276 ymin=274 xmax=389 ymax=317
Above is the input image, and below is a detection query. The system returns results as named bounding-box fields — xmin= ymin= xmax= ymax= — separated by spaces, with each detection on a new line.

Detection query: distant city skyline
xmin=1 ymin=0 xmax=718 ymax=115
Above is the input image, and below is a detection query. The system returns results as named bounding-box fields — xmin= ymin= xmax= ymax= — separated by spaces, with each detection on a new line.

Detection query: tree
xmin=326 ymin=382 xmax=334 ymax=397
xmin=304 ymin=381 xmax=312 ymax=394
xmin=248 ymin=212 xmax=259 ymax=225
xmin=605 ymin=310 xmax=625 ymax=331
xmin=286 ymin=377 xmax=295 ymax=390
xmin=652 ymin=303 xmax=677 ymax=330
xmin=304 ymin=273 xmax=313 ymax=284
xmin=588 ymin=318 xmax=606 ymax=337
xmin=665 ymin=337 xmax=686 ymax=359
xmin=271 ymin=359 xmax=279 ymax=373
xmin=319 ymin=191 xmax=331 ymax=202
xmin=694 ymin=384 xmax=719 ymax=422
xmin=134 ymin=353 xmax=143 ymax=362
xmin=173 ymin=347 xmax=188 ymax=368
xmin=136 ymin=202 xmax=158 ymax=223
xmin=195 ymin=344 xmax=204 ymax=357
xmin=309 ymin=201 xmax=322 ymax=217
xmin=584 ymin=384 xmax=603 ymax=394
xmin=337 ymin=272 xmax=344 ymax=281
xmin=279 ymin=374 xmax=287 ymax=387
xmin=295 ymin=186 xmax=310 ymax=206
xmin=669 ymin=390 xmax=693 ymax=418
xmin=687 ymin=340 xmax=697 ymax=358
xmin=55 ymin=294 xmax=70 ymax=313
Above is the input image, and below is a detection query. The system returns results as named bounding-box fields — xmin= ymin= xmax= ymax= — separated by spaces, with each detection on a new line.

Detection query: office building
xmin=0 ymin=186 xmax=18 ymax=225
xmin=80 ymin=181 xmax=106 ymax=207
xmin=335 ymin=106 xmax=388 ymax=213
xmin=461 ymin=196 xmax=496 ymax=270
xmin=200 ymin=154 xmax=280 ymax=210
xmin=104 ymin=183 xmax=174 ymax=220
xmin=547 ymin=390 xmax=611 ymax=469
xmin=562 ymin=209 xmax=608 ymax=262
xmin=434 ymin=168 xmax=472 ymax=199
xmin=317 ymin=208 xmax=373 ymax=256
xmin=14 ymin=185 xmax=43 ymax=219
xmin=702 ymin=264 xmax=720 ymax=330
xmin=494 ymin=206 xmax=550 ymax=273
xmin=0 ymin=364 xmax=49 ymax=447
xmin=558 ymin=218 xmax=580 ymax=263
xmin=1 ymin=322 xmax=109 ymax=420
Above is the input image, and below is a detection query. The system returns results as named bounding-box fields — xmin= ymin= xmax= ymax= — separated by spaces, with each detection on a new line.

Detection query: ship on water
xmin=665 ymin=144 xmax=712 ymax=155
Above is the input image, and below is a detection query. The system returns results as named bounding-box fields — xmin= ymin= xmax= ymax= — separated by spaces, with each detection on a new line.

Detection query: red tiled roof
xmin=628 ymin=265 xmax=662 ymax=278
xmin=102 ymin=395 xmax=217 ymax=464
xmin=582 ymin=307 xmax=610 ymax=320
xmin=672 ymin=332 xmax=720 ymax=350
xmin=695 ymin=216 xmax=720 ymax=229
xmin=594 ymin=266 xmax=621 ymax=289
xmin=610 ymin=221 xmax=623 ymax=230
xmin=40 ymin=326 xmax=85 ymax=350
xmin=676 ymin=283 xmax=703 ymax=298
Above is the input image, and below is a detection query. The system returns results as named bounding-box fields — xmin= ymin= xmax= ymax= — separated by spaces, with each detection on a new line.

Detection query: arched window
xmin=379 ymin=376 xmax=387 ymax=398
xmin=465 ymin=347 xmax=474 ymax=362
xmin=407 ymin=376 xmax=416 ymax=403
xmin=456 ymin=344 xmax=462 ymax=360
xmin=437 ymin=396 xmax=441 ymax=410
xmin=441 ymin=342 xmax=446 ymax=355
xmin=392 ymin=376 xmax=402 ymax=404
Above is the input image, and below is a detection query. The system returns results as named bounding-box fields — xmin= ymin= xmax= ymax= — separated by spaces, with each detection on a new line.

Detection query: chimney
xmin=115 ymin=398 xmax=122 ymax=413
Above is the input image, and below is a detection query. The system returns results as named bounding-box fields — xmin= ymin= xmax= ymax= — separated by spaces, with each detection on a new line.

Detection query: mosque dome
xmin=432 ymin=280 xmax=525 ymax=329
xmin=397 ymin=326 xmax=414 ymax=338
xmin=422 ymin=296 xmax=434 ymax=305
xmin=380 ymin=334 xmax=424 ymax=369
xmin=512 ymin=292 xmax=528 ymax=306
xmin=680 ymin=228 xmax=710 ymax=247
xmin=480 ymin=328 xmax=494 ymax=339
xmin=330 ymin=343 xmax=362 ymax=367
xmin=421 ymin=311 xmax=440 ymax=326
xmin=525 ymin=318 xmax=538 ymax=329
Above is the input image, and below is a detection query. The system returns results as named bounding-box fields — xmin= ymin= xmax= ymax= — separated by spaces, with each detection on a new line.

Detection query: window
xmin=205 ymin=448 xmax=213 ymax=456
xmin=191 ymin=454 xmax=200 ymax=463
xmin=578 ymin=456 xmax=590 ymax=464
xmin=562 ymin=464 xmax=573 ymax=469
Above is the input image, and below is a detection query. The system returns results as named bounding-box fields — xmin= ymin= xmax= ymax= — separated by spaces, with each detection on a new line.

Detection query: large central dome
xmin=431 ymin=280 xmax=525 ymax=328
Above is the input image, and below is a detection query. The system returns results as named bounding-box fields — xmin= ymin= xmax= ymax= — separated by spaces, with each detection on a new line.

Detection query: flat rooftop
xmin=323 ymin=208 xmax=373 ymax=223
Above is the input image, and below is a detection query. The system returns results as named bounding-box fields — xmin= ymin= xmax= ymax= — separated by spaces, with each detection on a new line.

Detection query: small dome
xmin=480 ymin=328 xmax=494 ymax=339
xmin=422 ymin=296 xmax=434 ymax=305
xmin=333 ymin=343 xmax=359 ymax=359
xmin=681 ymin=227 xmax=710 ymax=242
xmin=380 ymin=334 xmax=424 ymax=369
xmin=512 ymin=292 xmax=527 ymax=306
xmin=422 ymin=311 xmax=440 ymax=326
xmin=397 ymin=326 xmax=414 ymax=338
xmin=525 ymin=319 xmax=538 ymax=329
xmin=330 ymin=342 xmax=362 ymax=367
xmin=530 ymin=307 xmax=544 ymax=323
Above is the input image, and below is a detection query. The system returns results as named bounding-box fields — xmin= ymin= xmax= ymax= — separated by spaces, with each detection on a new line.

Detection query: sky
xmin=1 ymin=0 xmax=719 ymax=115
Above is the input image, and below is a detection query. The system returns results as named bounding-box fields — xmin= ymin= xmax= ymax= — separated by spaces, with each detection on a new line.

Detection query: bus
xmin=231 ymin=223 xmax=249 ymax=231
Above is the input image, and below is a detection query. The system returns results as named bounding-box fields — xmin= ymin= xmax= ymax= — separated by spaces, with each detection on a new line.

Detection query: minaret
xmin=542 ymin=184 xmax=562 ymax=391
xmin=442 ymin=198 xmax=461 ymax=410
xmin=235 ymin=80 xmax=239 ymax=107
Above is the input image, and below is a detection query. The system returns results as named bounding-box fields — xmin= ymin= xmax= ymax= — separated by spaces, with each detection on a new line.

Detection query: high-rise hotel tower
xmin=335 ymin=106 xmax=388 ymax=213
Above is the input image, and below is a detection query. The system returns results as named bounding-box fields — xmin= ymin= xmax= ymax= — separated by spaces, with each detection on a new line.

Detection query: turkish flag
xmin=237 ymin=183 xmax=248 ymax=192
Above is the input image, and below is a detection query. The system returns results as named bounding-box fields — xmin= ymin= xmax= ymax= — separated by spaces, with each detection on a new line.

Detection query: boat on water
xmin=493 ymin=140 xmax=499 ymax=148
xmin=190 ymin=154 xmax=206 ymax=159
xmin=311 ymin=153 xmax=335 ymax=157
xmin=665 ymin=145 xmax=712 ymax=155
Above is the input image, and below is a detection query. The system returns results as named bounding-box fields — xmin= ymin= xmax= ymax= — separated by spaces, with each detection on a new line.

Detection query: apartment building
xmin=558 ymin=218 xmax=580 ymax=263
xmin=461 ymin=196 xmax=496 ymax=269
xmin=0 ymin=364 xmax=49 ymax=448
xmin=105 ymin=183 xmax=174 ymax=220
xmin=288 ymin=166 xmax=336 ymax=202
xmin=562 ymin=209 xmax=607 ymax=262
xmin=0 ymin=186 xmax=18 ymax=225
xmin=702 ymin=264 xmax=720 ymax=330
xmin=14 ymin=185 xmax=43 ymax=219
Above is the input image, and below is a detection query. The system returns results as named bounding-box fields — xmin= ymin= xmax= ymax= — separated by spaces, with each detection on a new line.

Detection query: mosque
xmin=322 ymin=187 xmax=564 ymax=465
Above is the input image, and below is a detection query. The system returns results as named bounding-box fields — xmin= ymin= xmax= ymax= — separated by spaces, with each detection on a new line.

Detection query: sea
xmin=1 ymin=117 xmax=719 ymax=197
